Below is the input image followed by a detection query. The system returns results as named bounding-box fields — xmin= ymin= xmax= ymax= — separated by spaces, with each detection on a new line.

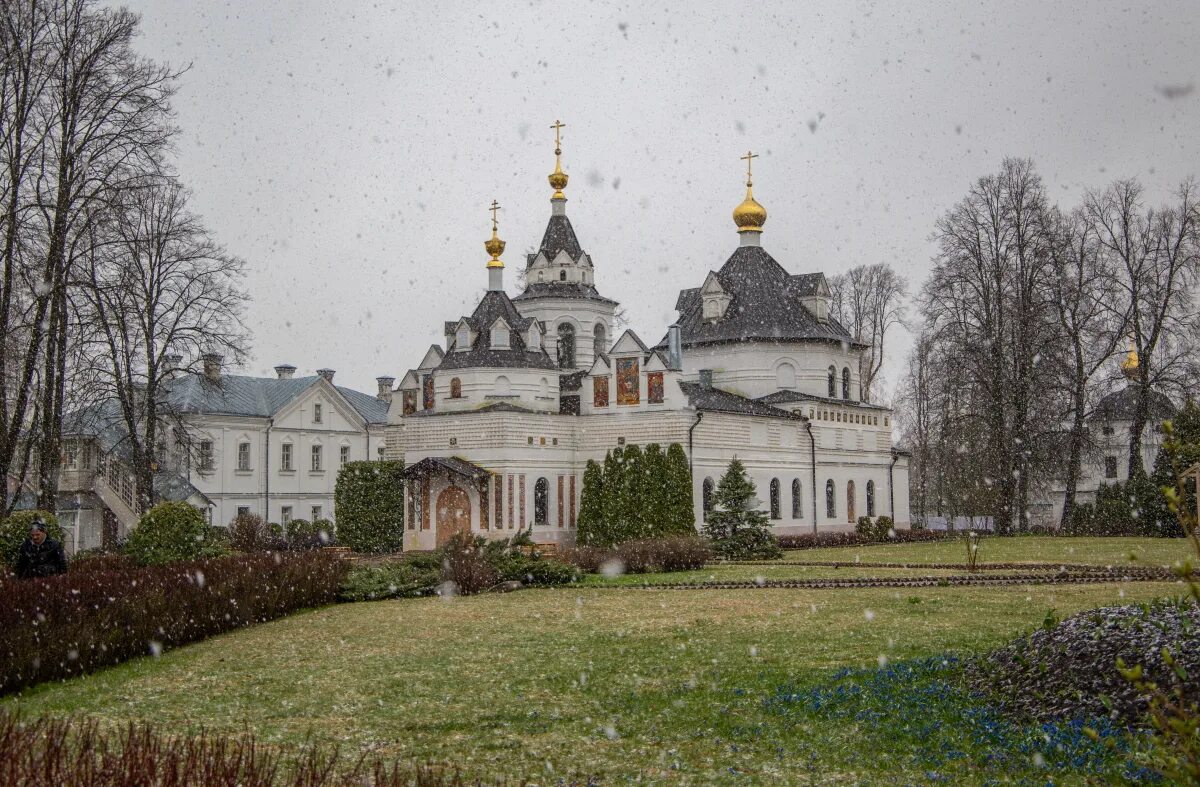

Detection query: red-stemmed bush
xmin=0 ymin=551 xmax=347 ymax=695
xmin=561 ymin=536 xmax=711 ymax=574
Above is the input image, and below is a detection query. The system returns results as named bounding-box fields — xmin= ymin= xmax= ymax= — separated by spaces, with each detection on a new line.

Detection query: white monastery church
xmin=387 ymin=125 xmax=910 ymax=548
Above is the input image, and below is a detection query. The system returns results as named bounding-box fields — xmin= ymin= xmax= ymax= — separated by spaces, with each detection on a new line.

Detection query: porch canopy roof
xmin=402 ymin=456 xmax=492 ymax=481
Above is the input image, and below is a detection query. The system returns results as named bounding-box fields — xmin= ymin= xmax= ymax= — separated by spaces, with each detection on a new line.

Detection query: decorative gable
xmin=700 ymin=272 xmax=731 ymax=322
xmin=609 ymin=329 xmax=648 ymax=357
xmin=799 ymin=273 xmax=831 ymax=323
xmin=417 ymin=344 xmax=445 ymax=371
xmin=489 ymin=317 xmax=511 ymax=349
xmin=454 ymin=318 xmax=474 ymax=352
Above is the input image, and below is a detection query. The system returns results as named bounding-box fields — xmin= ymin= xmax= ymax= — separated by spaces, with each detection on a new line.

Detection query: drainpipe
xmin=805 ymin=419 xmax=817 ymax=534
xmin=264 ymin=417 xmax=273 ymax=521
xmin=687 ymin=412 xmax=704 ymax=477
xmin=888 ymin=449 xmax=899 ymax=518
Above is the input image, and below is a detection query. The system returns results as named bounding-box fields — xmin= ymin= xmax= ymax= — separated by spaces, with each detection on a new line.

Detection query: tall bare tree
xmin=829 ymin=263 xmax=908 ymax=402
xmin=1085 ymin=179 xmax=1200 ymax=476
xmin=77 ymin=180 xmax=248 ymax=512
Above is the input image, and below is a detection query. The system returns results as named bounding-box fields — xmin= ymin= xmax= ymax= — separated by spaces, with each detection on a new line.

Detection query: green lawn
xmin=6 ymin=573 xmax=1186 ymax=783
xmin=786 ymin=535 xmax=1191 ymax=568
xmin=576 ymin=563 xmax=969 ymax=586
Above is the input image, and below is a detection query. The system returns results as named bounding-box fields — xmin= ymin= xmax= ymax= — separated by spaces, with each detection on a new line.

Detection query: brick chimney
xmin=274 ymin=364 xmax=296 ymax=380
xmin=164 ymin=353 xmax=183 ymax=379
xmin=376 ymin=376 xmax=395 ymax=403
xmin=316 ymin=368 xmax=335 ymax=383
xmin=202 ymin=353 xmax=223 ymax=382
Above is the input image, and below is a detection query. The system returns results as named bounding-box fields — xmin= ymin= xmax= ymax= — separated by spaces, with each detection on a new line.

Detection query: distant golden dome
xmin=1121 ymin=341 xmax=1139 ymax=379
xmin=733 ymin=182 xmax=767 ymax=232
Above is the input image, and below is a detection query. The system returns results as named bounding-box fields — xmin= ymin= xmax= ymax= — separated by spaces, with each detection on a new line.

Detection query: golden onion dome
xmin=548 ymin=119 xmax=568 ymax=198
xmin=1121 ymin=341 xmax=1139 ymax=379
xmin=485 ymin=200 xmax=505 ymax=268
xmin=733 ymin=182 xmax=767 ymax=232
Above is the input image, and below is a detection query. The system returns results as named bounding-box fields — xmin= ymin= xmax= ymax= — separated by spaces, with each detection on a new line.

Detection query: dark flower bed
xmin=0 ymin=709 xmax=471 ymax=786
xmin=0 ymin=551 xmax=347 ymax=695
xmin=560 ymin=535 xmax=711 ymax=574
xmin=967 ymin=600 xmax=1200 ymax=726
xmin=775 ymin=528 xmax=951 ymax=550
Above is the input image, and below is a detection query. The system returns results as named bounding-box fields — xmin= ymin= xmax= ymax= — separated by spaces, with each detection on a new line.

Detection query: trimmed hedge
xmin=775 ymin=528 xmax=950 ymax=550
xmin=334 ymin=461 xmax=404 ymax=553
xmin=124 ymin=501 xmax=225 ymax=566
xmin=0 ymin=551 xmax=348 ymax=695
xmin=561 ymin=536 xmax=711 ymax=574
xmin=0 ymin=510 xmax=63 ymax=568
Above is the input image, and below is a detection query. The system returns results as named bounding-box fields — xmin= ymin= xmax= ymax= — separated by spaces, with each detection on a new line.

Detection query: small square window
xmin=377 ymin=446 xmax=385 ymax=459
xmin=237 ymin=506 xmax=250 ymax=518
xmin=311 ymin=505 xmax=322 ymax=522
xmin=617 ymin=436 xmax=626 ymax=445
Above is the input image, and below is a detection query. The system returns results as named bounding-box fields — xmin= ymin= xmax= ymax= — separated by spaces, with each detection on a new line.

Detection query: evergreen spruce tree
xmin=602 ymin=447 xmax=626 ymax=545
xmin=1146 ymin=401 xmax=1200 ymax=536
xmin=639 ymin=443 xmax=668 ymax=538
xmin=664 ymin=443 xmax=697 ymax=535
xmin=703 ymin=456 xmax=781 ymax=559
xmin=619 ymin=443 xmax=645 ymax=542
xmin=577 ymin=459 xmax=607 ymax=546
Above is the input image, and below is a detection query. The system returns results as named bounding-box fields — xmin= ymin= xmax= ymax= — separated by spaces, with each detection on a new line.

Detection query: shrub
xmin=614 ymin=536 xmax=712 ymax=573
xmin=67 ymin=553 xmax=134 ymax=575
xmin=333 ymin=461 xmax=405 ymax=553
xmin=123 ymin=502 xmax=225 ymax=566
xmin=0 ymin=708 xmax=472 ymax=786
xmin=494 ymin=553 xmax=579 ymax=586
xmin=855 ymin=515 xmax=873 ymax=536
xmin=228 ymin=513 xmax=285 ymax=552
xmin=712 ymin=527 xmax=783 ymax=560
xmin=439 ymin=532 xmax=499 ymax=595
xmin=0 ymin=551 xmax=348 ymax=694
xmin=558 ymin=544 xmax=609 ymax=573
xmin=285 ymin=517 xmax=329 ymax=550
xmin=0 ymin=510 xmax=62 ymax=568
xmin=339 ymin=558 xmax=440 ymax=602
xmin=874 ymin=515 xmax=895 ymax=540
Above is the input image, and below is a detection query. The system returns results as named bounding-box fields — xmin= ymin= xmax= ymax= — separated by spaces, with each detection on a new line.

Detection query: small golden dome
xmin=1121 ymin=340 xmax=1139 ymax=379
xmin=548 ymin=119 xmax=568 ymax=199
xmin=485 ymin=199 xmax=505 ymax=268
xmin=733 ymin=183 xmax=767 ymax=232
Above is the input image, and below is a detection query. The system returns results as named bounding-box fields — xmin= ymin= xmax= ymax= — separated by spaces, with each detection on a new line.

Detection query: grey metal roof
xmin=531 ymin=214 xmax=583 ymax=262
xmin=512 ymin=281 xmax=619 ymax=305
xmin=437 ymin=290 xmax=558 ymax=371
xmin=660 ymin=246 xmax=860 ymax=349
xmin=757 ymin=391 xmax=891 ymax=411
xmin=403 ymin=455 xmax=492 ymax=480
xmin=1091 ymin=385 xmax=1175 ymax=423
xmin=163 ymin=374 xmax=387 ymax=424
xmin=678 ymin=381 xmax=802 ymax=420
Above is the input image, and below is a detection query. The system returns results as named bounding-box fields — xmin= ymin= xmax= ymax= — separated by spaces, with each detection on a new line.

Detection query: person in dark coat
xmin=14 ymin=520 xmax=67 ymax=579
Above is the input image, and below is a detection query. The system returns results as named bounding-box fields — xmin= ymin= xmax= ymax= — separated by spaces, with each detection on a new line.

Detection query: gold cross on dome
xmin=489 ymin=199 xmax=501 ymax=231
xmin=551 ymin=119 xmax=566 ymax=151
xmin=741 ymin=150 xmax=758 ymax=184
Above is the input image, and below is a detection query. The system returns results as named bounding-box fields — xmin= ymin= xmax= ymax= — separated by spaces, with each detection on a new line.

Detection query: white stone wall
xmin=681 ymin=341 xmax=864 ymax=402
xmin=432 ymin=366 xmax=560 ymax=414
xmin=511 ymin=295 xmax=616 ymax=373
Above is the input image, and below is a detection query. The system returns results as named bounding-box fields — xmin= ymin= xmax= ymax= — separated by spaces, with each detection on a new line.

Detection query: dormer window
xmin=491 ymin=320 xmax=510 ymax=349
xmin=700 ymin=273 xmax=731 ymax=322
xmin=560 ymin=270 xmax=567 ymax=281
xmin=527 ymin=325 xmax=541 ymax=350
xmin=455 ymin=325 xmax=471 ymax=351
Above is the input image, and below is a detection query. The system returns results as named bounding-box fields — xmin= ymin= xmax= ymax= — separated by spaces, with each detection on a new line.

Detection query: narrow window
xmin=340 ymin=445 xmax=350 ymax=465
xmin=280 ymin=443 xmax=293 ymax=471
xmin=825 ymin=480 xmax=836 ymax=519
xmin=841 ymin=368 xmax=851 ymax=400
xmin=377 ymin=446 xmax=385 ymax=460
xmin=313 ymin=403 xmax=323 ymax=423
xmin=702 ymin=477 xmax=715 ymax=521
xmin=237 ymin=442 xmax=250 ymax=471
xmin=311 ymin=444 xmax=323 ymax=471
xmin=769 ymin=478 xmax=781 ymax=520
xmin=1105 ymin=456 xmax=1118 ymax=479
xmin=559 ymin=270 xmax=567 ymax=281
xmin=866 ymin=480 xmax=876 ymax=518
xmin=593 ymin=323 xmax=607 ymax=358
xmin=450 ymin=377 xmax=462 ymax=398
xmin=557 ymin=323 xmax=576 ymax=368
xmin=311 ymin=505 xmax=322 ymax=521
xmin=534 ymin=477 xmax=549 ymax=524
xmin=791 ymin=478 xmax=802 ymax=519
xmin=847 ymin=480 xmax=856 ymax=523
xmin=422 ymin=375 xmax=435 ymax=410
xmin=281 ymin=506 xmax=292 ymax=525
xmin=827 ymin=366 xmax=836 ymax=398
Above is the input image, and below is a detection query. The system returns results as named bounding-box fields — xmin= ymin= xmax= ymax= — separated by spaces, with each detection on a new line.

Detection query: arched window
xmin=494 ymin=375 xmax=511 ymax=396
xmin=866 ymin=480 xmax=876 ymax=518
xmin=842 ymin=367 xmax=851 ymax=399
xmin=557 ymin=323 xmax=576 ymax=369
xmin=791 ymin=479 xmax=802 ymax=519
xmin=593 ymin=323 xmax=607 ymax=358
xmin=539 ymin=377 xmax=549 ymax=398
xmin=827 ymin=366 xmax=836 ymax=398
xmin=847 ymin=480 xmax=856 ymax=523
xmin=702 ymin=477 xmax=715 ymax=521
xmin=534 ymin=477 xmax=549 ymax=524
xmin=825 ymin=479 xmax=836 ymax=518
xmin=449 ymin=377 xmax=462 ymax=399
xmin=769 ymin=478 xmax=781 ymax=519
xmin=776 ymin=361 xmax=796 ymax=390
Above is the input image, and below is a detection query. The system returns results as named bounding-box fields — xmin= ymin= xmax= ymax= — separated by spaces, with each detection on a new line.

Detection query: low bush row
xmin=0 ymin=709 xmax=468 ymax=786
xmin=0 ymin=550 xmax=348 ymax=695
xmin=560 ymin=535 xmax=711 ymax=574
xmin=775 ymin=528 xmax=950 ymax=551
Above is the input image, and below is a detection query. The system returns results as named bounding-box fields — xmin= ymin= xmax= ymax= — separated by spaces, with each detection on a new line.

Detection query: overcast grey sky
xmin=120 ymin=0 xmax=1200 ymax=398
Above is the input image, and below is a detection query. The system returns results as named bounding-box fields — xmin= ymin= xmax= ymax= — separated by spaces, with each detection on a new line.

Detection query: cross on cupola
xmin=548 ymin=119 xmax=569 ymax=200
xmin=484 ymin=198 xmax=506 ymax=291
xmin=733 ymin=149 xmax=767 ymax=240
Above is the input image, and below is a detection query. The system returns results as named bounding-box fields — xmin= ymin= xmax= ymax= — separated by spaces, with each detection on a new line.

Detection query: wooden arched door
xmin=435 ymin=485 xmax=471 ymax=546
